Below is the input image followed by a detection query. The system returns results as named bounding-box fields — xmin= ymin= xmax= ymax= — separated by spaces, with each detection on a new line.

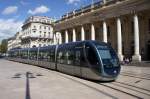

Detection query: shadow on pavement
xmin=26 ymin=72 xmax=32 ymax=99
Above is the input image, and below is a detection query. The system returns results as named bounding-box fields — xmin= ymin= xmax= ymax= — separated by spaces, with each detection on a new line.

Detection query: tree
xmin=0 ymin=39 xmax=8 ymax=53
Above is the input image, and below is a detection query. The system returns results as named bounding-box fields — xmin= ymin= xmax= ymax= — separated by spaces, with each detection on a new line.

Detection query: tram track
xmin=111 ymin=82 xmax=150 ymax=96
xmin=115 ymin=81 xmax=150 ymax=92
xmin=120 ymin=72 xmax=150 ymax=80
xmin=122 ymin=71 xmax=150 ymax=77
xmin=57 ymin=73 xmax=145 ymax=99
xmin=54 ymin=69 xmax=150 ymax=99
xmin=98 ymin=80 xmax=150 ymax=99
xmin=99 ymin=83 xmax=143 ymax=99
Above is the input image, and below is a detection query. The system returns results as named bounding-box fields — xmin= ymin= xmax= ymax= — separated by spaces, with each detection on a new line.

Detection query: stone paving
xmin=0 ymin=59 xmax=150 ymax=99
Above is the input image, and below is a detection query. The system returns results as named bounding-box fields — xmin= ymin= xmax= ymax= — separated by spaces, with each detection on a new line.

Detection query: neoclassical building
xmin=21 ymin=16 xmax=55 ymax=48
xmin=7 ymin=32 xmax=22 ymax=51
xmin=54 ymin=0 xmax=150 ymax=62
xmin=8 ymin=16 xmax=55 ymax=50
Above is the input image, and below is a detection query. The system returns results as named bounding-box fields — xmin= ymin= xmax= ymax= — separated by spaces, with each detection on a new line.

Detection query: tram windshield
xmin=95 ymin=44 xmax=119 ymax=68
xmin=98 ymin=50 xmax=111 ymax=59
xmin=98 ymin=49 xmax=119 ymax=68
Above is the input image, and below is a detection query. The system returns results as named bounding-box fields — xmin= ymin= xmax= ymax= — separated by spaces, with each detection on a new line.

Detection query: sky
xmin=0 ymin=0 xmax=100 ymax=42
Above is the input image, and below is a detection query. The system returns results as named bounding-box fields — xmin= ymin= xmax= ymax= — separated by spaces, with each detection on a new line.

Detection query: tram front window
xmin=98 ymin=49 xmax=119 ymax=68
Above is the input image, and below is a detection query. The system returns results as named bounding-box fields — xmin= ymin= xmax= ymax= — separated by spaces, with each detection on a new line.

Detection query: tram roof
xmin=8 ymin=40 xmax=108 ymax=52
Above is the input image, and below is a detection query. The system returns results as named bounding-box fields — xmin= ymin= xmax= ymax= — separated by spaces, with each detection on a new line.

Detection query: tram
xmin=7 ymin=40 xmax=121 ymax=81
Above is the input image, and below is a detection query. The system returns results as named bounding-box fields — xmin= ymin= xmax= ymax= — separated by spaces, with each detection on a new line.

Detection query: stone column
xmin=72 ymin=28 xmax=76 ymax=42
xmin=81 ymin=26 xmax=85 ymax=41
xmin=117 ymin=18 xmax=123 ymax=61
xmin=132 ymin=14 xmax=141 ymax=62
xmin=65 ymin=30 xmax=69 ymax=43
xmin=91 ymin=24 xmax=95 ymax=40
xmin=53 ymin=33 xmax=57 ymax=44
xmin=59 ymin=33 xmax=62 ymax=44
xmin=103 ymin=0 xmax=106 ymax=4
xmin=103 ymin=21 xmax=107 ymax=43
xmin=56 ymin=32 xmax=62 ymax=44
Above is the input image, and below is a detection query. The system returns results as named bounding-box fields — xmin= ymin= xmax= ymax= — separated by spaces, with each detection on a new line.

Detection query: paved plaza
xmin=0 ymin=59 xmax=150 ymax=99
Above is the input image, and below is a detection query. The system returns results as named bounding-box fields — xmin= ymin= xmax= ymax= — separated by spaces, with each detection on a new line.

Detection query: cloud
xmin=66 ymin=0 xmax=81 ymax=4
xmin=28 ymin=5 xmax=50 ymax=15
xmin=0 ymin=19 xmax=23 ymax=41
xmin=2 ymin=6 xmax=18 ymax=15
xmin=20 ymin=0 xmax=29 ymax=5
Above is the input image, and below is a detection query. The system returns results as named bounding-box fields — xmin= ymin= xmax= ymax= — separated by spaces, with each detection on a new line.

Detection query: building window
xmin=44 ymin=32 xmax=46 ymax=37
xmin=39 ymin=26 xmax=42 ymax=29
xmin=39 ymin=32 xmax=41 ymax=37
xmin=34 ymin=26 xmax=36 ymax=29
xmin=44 ymin=26 xmax=46 ymax=29
xmin=48 ymin=32 xmax=50 ymax=37
xmin=43 ymin=20 xmax=46 ymax=23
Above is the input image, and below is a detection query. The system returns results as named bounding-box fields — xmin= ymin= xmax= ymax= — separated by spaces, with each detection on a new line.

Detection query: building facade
xmin=54 ymin=0 xmax=150 ymax=62
xmin=7 ymin=32 xmax=22 ymax=51
xmin=21 ymin=16 xmax=55 ymax=48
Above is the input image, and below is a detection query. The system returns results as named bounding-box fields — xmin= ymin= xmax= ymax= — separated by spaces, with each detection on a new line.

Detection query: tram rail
xmin=120 ymin=72 xmax=150 ymax=80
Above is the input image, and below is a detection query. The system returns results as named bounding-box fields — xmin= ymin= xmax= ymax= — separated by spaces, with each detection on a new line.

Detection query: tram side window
xmin=22 ymin=51 xmax=28 ymax=59
xmin=38 ymin=51 xmax=43 ymax=60
xmin=75 ymin=48 xmax=86 ymax=66
xmin=25 ymin=51 xmax=28 ymax=59
xmin=57 ymin=51 xmax=65 ymax=64
xmin=14 ymin=52 xmax=18 ymax=57
xmin=29 ymin=51 xmax=37 ymax=60
xmin=9 ymin=52 xmax=13 ymax=57
xmin=66 ymin=50 xmax=74 ymax=65
xmin=57 ymin=51 xmax=62 ymax=63
xmin=75 ymin=50 xmax=80 ymax=66
xmin=16 ymin=51 xmax=20 ymax=58
xmin=20 ymin=51 xmax=23 ymax=58
xmin=39 ymin=51 xmax=48 ymax=61
xmin=47 ymin=51 xmax=51 ymax=61
xmin=50 ymin=50 xmax=55 ymax=62
xmin=44 ymin=51 xmax=49 ymax=61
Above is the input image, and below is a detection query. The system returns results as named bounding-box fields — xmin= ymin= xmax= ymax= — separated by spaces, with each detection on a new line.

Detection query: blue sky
xmin=0 ymin=0 xmax=100 ymax=41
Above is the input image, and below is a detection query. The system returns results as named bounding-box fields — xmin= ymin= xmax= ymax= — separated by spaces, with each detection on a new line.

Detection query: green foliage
xmin=0 ymin=39 xmax=8 ymax=53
